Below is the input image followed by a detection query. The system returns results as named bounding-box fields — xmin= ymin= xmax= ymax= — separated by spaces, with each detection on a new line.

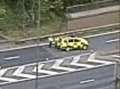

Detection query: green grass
xmin=0 ymin=15 xmax=64 ymax=40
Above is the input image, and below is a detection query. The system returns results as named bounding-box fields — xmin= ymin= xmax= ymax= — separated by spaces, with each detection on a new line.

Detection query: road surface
xmin=0 ymin=30 xmax=119 ymax=68
xmin=0 ymin=53 xmax=114 ymax=86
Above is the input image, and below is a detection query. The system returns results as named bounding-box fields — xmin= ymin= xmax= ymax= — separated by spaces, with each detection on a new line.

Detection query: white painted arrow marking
xmin=51 ymin=59 xmax=75 ymax=71
xmin=33 ymin=64 xmax=59 ymax=75
xmin=13 ymin=66 xmax=36 ymax=79
xmin=0 ymin=69 xmax=18 ymax=82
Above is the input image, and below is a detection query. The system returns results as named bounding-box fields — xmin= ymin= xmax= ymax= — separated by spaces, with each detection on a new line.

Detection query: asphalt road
xmin=0 ymin=53 xmax=114 ymax=86
xmin=0 ymin=30 xmax=119 ymax=68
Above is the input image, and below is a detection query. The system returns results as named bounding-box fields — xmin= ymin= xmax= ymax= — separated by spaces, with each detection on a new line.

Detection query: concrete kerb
xmin=0 ymin=27 xmax=119 ymax=52
xmin=98 ymin=50 xmax=120 ymax=56
xmin=67 ymin=0 xmax=118 ymax=12
xmin=83 ymin=30 xmax=120 ymax=38
xmin=67 ymin=5 xmax=120 ymax=19
xmin=97 ymin=50 xmax=120 ymax=62
xmin=0 ymin=23 xmax=118 ymax=46
xmin=14 ymin=23 xmax=120 ymax=44
xmin=0 ymin=42 xmax=49 ymax=52
xmin=0 ymin=23 xmax=119 ymax=52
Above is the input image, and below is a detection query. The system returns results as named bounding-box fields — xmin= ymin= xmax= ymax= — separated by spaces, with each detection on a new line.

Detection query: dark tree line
xmin=0 ymin=0 xmax=104 ymax=31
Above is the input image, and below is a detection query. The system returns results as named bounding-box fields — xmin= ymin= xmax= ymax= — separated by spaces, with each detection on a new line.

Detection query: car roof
xmin=61 ymin=37 xmax=88 ymax=44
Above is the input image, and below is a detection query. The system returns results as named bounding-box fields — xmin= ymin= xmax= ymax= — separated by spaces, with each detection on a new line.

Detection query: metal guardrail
xmin=0 ymin=23 xmax=119 ymax=46
xmin=0 ymin=23 xmax=119 ymax=48
xmin=14 ymin=23 xmax=120 ymax=44
xmin=67 ymin=0 xmax=119 ymax=13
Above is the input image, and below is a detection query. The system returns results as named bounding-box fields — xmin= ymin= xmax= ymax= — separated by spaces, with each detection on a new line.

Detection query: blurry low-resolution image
xmin=0 ymin=0 xmax=119 ymax=89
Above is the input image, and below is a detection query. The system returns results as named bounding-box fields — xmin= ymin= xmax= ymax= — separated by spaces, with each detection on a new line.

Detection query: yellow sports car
xmin=52 ymin=37 xmax=89 ymax=51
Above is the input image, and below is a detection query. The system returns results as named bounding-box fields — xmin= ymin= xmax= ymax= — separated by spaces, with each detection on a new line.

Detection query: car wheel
xmin=83 ymin=45 xmax=88 ymax=50
xmin=66 ymin=47 xmax=70 ymax=51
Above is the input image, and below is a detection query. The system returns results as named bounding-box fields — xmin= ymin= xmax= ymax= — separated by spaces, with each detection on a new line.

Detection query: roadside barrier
xmin=14 ymin=23 xmax=120 ymax=44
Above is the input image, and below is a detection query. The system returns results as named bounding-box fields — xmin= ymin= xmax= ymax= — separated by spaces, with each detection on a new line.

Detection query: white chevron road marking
xmin=89 ymin=59 xmax=113 ymax=64
xmin=0 ymin=69 xmax=18 ymax=82
xmin=88 ymin=52 xmax=113 ymax=64
xmin=71 ymin=58 xmax=95 ymax=68
xmin=88 ymin=52 xmax=96 ymax=61
xmin=0 ymin=69 xmax=7 ymax=77
xmin=33 ymin=64 xmax=59 ymax=75
xmin=0 ymin=52 xmax=114 ymax=85
xmin=13 ymin=66 xmax=36 ymax=79
xmin=51 ymin=59 xmax=76 ymax=71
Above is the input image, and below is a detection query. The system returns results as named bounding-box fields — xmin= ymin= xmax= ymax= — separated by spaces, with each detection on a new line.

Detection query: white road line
xmin=0 ymin=43 xmax=49 ymax=52
xmin=13 ymin=66 xmax=36 ymax=79
xmin=76 ymin=52 xmax=91 ymax=57
xmin=51 ymin=60 xmax=76 ymax=71
xmin=88 ymin=52 xmax=112 ymax=64
xmin=80 ymin=79 xmax=95 ymax=84
xmin=83 ymin=30 xmax=120 ymax=38
xmin=0 ymin=69 xmax=18 ymax=82
xmin=0 ymin=69 xmax=7 ymax=77
xmin=3 ymin=56 xmax=20 ymax=60
xmin=71 ymin=63 xmax=94 ymax=68
xmin=71 ymin=58 xmax=95 ymax=68
xmin=64 ymin=52 xmax=91 ymax=61
xmin=89 ymin=59 xmax=112 ymax=64
xmin=33 ymin=64 xmax=59 ymax=75
xmin=0 ymin=23 xmax=119 ymax=52
xmin=0 ymin=77 xmax=17 ymax=82
xmin=106 ymin=39 xmax=120 ymax=43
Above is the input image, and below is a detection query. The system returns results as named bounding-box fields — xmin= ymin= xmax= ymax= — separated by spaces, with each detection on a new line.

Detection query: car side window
xmin=74 ymin=39 xmax=80 ymax=42
xmin=58 ymin=38 xmax=62 ymax=42
xmin=64 ymin=40 xmax=67 ymax=43
xmin=81 ymin=42 xmax=85 ymax=45
xmin=69 ymin=39 xmax=74 ymax=42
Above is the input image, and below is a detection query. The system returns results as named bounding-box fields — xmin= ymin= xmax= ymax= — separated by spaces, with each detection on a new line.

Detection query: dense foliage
xmin=0 ymin=0 xmax=94 ymax=27
xmin=0 ymin=0 xmax=102 ymax=38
